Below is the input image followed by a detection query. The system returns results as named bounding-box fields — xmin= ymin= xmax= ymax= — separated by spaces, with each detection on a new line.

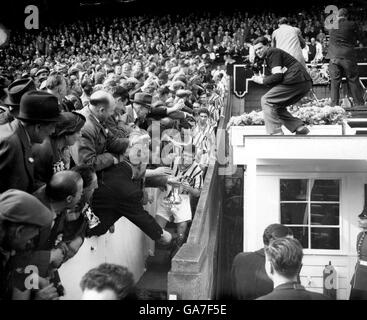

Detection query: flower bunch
xmin=227 ymin=99 xmax=350 ymax=129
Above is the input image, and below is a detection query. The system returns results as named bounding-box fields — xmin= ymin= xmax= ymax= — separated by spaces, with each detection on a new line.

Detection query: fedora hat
xmin=17 ymin=90 xmax=61 ymax=123
xmin=132 ymin=92 xmax=152 ymax=109
xmin=3 ymin=78 xmax=37 ymax=106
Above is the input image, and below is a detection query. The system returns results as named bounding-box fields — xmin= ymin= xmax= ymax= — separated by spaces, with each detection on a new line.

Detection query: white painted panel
xmin=59 ymin=235 xmax=107 ymax=300
xmin=59 ymin=215 xmax=151 ymax=300
xmin=300 ymin=276 xmax=348 ymax=288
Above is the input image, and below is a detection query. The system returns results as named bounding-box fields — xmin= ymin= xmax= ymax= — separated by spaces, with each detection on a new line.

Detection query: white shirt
xmin=272 ymin=24 xmax=306 ymax=67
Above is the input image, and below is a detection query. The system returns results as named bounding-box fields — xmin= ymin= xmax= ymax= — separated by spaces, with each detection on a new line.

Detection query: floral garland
xmin=227 ymin=98 xmax=351 ymax=129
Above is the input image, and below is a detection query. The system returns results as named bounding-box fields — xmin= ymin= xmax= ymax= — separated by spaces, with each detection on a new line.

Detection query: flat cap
xmin=0 ymin=189 xmax=53 ymax=227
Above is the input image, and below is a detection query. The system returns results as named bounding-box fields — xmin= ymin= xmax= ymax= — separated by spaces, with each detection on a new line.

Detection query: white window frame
xmin=278 ymin=175 xmax=347 ymax=255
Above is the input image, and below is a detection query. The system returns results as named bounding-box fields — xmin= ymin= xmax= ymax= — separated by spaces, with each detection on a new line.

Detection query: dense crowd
xmin=0 ymin=5 xmax=366 ymax=300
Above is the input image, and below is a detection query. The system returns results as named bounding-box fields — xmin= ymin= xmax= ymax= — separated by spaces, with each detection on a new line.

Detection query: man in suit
xmin=75 ymin=90 xmax=128 ymax=172
xmin=326 ymin=8 xmax=365 ymax=108
xmin=231 ymin=224 xmax=293 ymax=300
xmin=257 ymin=238 xmax=329 ymax=300
xmin=0 ymin=91 xmax=61 ymax=193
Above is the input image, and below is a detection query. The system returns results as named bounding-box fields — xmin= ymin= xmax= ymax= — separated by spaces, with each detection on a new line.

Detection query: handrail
xmin=167 ymin=76 xmax=232 ymax=299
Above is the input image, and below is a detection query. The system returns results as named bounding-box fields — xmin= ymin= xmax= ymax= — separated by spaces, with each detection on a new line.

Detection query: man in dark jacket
xmin=252 ymin=36 xmax=311 ymax=135
xmin=326 ymin=8 xmax=365 ymax=108
xmin=87 ymin=131 xmax=172 ymax=245
xmin=0 ymin=91 xmax=61 ymax=193
xmin=257 ymin=238 xmax=329 ymax=300
xmin=74 ymin=90 xmax=128 ymax=171
xmin=231 ymin=224 xmax=293 ymax=300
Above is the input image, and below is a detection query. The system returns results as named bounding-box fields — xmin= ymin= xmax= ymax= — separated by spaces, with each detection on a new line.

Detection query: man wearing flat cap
xmin=0 ymin=189 xmax=53 ymax=300
xmin=0 ymin=90 xmax=61 ymax=193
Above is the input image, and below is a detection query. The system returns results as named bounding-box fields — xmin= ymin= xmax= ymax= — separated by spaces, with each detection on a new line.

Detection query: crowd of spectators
xmin=0 ymin=5 xmax=366 ymax=300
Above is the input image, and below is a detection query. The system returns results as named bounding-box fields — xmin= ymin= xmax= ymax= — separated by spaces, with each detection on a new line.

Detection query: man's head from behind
xmin=337 ymin=8 xmax=348 ymax=19
xmin=264 ymin=237 xmax=303 ymax=282
xmin=278 ymin=17 xmax=289 ymax=26
xmin=45 ymin=170 xmax=83 ymax=212
xmin=80 ymin=263 xmax=135 ymax=300
xmin=46 ymin=72 xmax=68 ymax=102
xmin=263 ymin=223 xmax=293 ymax=247
xmin=89 ymin=90 xmax=115 ymax=123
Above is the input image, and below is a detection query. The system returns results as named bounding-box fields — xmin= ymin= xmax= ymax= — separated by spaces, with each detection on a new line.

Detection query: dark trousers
xmin=261 ymin=81 xmax=312 ymax=134
xmin=329 ymin=58 xmax=364 ymax=107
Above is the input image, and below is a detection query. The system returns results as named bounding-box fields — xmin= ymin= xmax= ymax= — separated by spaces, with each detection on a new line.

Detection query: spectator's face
xmin=68 ymin=178 xmax=84 ymax=209
xmin=65 ymin=130 xmax=82 ymax=146
xmin=81 ymin=288 xmax=118 ymax=300
xmin=134 ymin=103 xmax=149 ymax=120
xmin=35 ymin=123 xmax=57 ymax=143
xmin=115 ymin=97 xmax=127 ymax=114
xmin=7 ymin=225 xmax=41 ymax=252
xmin=254 ymin=42 xmax=268 ymax=58
xmin=115 ymin=65 xmax=122 ymax=75
xmin=181 ymin=150 xmax=194 ymax=167
xmin=100 ymin=100 xmax=116 ymax=121
xmin=199 ymin=112 xmax=209 ymax=126
xmin=83 ymin=173 xmax=98 ymax=203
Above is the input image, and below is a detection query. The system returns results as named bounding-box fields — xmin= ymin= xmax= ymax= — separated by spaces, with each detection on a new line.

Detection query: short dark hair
xmin=263 ymin=224 xmax=293 ymax=246
xmin=111 ymin=86 xmax=129 ymax=101
xmin=198 ymin=107 xmax=210 ymax=116
xmin=81 ymin=80 xmax=93 ymax=96
xmin=265 ymin=237 xmax=303 ymax=278
xmin=46 ymin=73 xmax=66 ymax=90
xmin=278 ymin=17 xmax=289 ymax=25
xmin=45 ymin=171 xmax=82 ymax=202
xmin=253 ymin=36 xmax=269 ymax=46
xmin=71 ymin=165 xmax=96 ymax=189
xmin=80 ymin=263 xmax=136 ymax=300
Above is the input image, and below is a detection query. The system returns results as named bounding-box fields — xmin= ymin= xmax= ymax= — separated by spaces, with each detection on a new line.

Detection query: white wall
xmin=243 ymin=162 xmax=367 ymax=299
xmin=58 ymin=188 xmax=159 ymax=300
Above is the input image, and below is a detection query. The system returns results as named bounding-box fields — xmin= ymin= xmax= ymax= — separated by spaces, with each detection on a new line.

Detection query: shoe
xmin=295 ymin=126 xmax=310 ymax=135
xmin=157 ymin=229 xmax=172 ymax=246
xmin=169 ymin=235 xmax=186 ymax=259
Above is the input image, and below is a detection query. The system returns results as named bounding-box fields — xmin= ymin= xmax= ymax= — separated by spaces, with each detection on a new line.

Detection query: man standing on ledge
xmin=326 ymin=8 xmax=365 ymax=108
xmin=252 ymin=37 xmax=311 ymax=135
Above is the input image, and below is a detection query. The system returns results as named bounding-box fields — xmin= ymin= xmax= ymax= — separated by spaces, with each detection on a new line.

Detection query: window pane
xmin=311 ymin=228 xmax=340 ymax=249
xmin=288 ymin=227 xmax=308 ymax=249
xmin=311 ymin=204 xmax=339 ymax=225
xmin=311 ymin=180 xmax=339 ymax=201
xmin=280 ymin=179 xmax=308 ymax=201
xmin=281 ymin=203 xmax=308 ymax=225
